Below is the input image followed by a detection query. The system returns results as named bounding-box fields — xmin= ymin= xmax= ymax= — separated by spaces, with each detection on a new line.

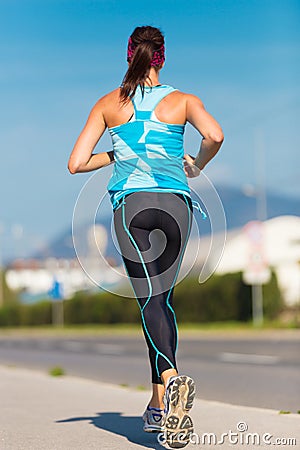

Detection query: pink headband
xmin=127 ymin=37 xmax=165 ymax=67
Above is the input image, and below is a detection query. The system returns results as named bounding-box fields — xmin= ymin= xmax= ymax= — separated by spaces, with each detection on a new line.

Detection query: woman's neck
xmin=144 ymin=68 xmax=160 ymax=87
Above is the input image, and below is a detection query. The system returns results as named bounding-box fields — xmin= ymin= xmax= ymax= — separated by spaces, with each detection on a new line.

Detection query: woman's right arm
xmin=185 ymin=94 xmax=224 ymax=171
xmin=68 ymin=98 xmax=114 ymax=174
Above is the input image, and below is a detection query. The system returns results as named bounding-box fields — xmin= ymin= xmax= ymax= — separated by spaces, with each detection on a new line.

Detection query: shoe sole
xmin=163 ymin=375 xmax=195 ymax=448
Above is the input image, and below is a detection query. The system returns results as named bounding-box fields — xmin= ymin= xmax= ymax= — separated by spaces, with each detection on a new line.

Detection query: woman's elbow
xmin=204 ymin=129 xmax=224 ymax=147
xmin=68 ymin=159 xmax=80 ymax=174
xmin=210 ymin=128 xmax=224 ymax=144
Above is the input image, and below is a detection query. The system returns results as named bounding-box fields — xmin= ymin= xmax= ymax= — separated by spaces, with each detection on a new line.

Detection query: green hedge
xmin=174 ymin=271 xmax=283 ymax=323
xmin=0 ymin=271 xmax=283 ymax=327
xmin=0 ymin=301 xmax=52 ymax=327
xmin=0 ymin=270 xmax=20 ymax=306
xmin=63 ymin=291 xmax=140 ymax=324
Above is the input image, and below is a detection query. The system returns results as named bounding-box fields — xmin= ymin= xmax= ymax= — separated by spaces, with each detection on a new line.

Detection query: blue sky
xmin=0 ymin=0 xmax=299 ymax=259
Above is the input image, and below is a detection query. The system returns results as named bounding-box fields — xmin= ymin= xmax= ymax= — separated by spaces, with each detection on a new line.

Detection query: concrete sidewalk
xmin=1 ymin=365 xmax=299 ymax=450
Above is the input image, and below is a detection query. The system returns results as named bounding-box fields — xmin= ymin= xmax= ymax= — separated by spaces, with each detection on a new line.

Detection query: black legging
xmin=114 ymin=191 xmax=193 ymax=384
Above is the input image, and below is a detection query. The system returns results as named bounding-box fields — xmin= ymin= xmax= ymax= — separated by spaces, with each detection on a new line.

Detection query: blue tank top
xmin=107 ymin=84 xmax=190 ymax=210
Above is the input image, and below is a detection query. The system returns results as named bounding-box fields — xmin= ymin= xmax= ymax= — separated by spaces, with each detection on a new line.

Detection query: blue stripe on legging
xmin=121 ymin=199 xmax=175 ymax=378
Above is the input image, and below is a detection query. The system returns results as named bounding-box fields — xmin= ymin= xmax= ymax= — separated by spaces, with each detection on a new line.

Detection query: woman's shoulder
xmin=161 ymin=88 xmax=203 ymax=110
xmin=165 ymin=87 xmax=202 ymax=103
xmin=172 ymin=88 xmax=202 ymax=100
xmin=90 ymin=88 xmax=123 ymax=119
xmin=172 ymin=90 xmax=205 ymax=111
xmin=95 ymin=88 xmax=121 ymax=106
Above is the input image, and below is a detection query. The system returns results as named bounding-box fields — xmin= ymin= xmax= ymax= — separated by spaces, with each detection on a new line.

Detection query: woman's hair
xmin=120 ymin=26 xmax=165 ymax=103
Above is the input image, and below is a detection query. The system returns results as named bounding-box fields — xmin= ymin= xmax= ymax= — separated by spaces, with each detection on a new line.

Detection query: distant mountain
xmin=31 ymin=186 xmax=300 ymax=261
xmin=217 ymin=186 xmax=299 ymax=229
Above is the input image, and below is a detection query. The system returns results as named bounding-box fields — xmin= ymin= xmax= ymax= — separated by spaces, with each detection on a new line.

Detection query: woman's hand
xmin=183 ymin=154 xmax=201 ymax=178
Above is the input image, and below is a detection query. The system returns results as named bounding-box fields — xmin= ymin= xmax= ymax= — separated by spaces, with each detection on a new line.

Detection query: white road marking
xmin=61 ymin=341 xmax=85 ymax=351
xmin=60 ymin=341 xmax=123 ymax=355
xmin=219 ymin=352 xmax=279 ymax=365
xmin=93 ymin=344 xmax=123 ymax=355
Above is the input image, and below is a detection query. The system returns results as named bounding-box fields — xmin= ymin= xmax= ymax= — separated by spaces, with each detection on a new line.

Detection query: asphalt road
xmin=0 ymin=332 xmax=299 ymax=412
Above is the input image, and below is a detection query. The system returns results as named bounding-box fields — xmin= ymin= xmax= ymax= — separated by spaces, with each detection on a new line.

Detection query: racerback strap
xmin=131 ymin=85 xmax=177 ymax=120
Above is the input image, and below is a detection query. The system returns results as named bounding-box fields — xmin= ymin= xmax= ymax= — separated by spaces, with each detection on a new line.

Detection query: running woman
xmin=68 ymin=26 xmax=223 ymax=448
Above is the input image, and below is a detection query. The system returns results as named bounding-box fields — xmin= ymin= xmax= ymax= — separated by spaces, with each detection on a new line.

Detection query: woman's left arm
xmin=68 ymin=99 xmax=114 ymax=174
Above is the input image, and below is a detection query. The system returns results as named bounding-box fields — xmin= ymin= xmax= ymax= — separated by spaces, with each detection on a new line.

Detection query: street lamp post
xmin=0 ymin=223 xmax=4 ymax=307
xmin=0 ymin=262 xmax=3 ymax=308
xmin=243 ymin=129 xmax=270 ymax=327
xmin=253 ymin=129 xmax=267 ymax=326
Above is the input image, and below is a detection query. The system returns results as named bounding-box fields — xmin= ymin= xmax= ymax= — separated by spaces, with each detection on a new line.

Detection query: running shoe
xmin=162 ymin=375 xmax=195 ymax=448
xmin=142 ymin=405 xmax=166 ymax=433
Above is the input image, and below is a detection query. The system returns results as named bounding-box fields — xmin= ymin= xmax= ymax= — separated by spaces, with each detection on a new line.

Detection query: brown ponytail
xmin=120 ymin=26 xmax=165 ymax=103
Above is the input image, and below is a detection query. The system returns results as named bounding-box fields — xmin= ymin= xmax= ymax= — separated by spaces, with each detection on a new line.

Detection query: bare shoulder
xmin=161 ymin=89 xmax=186 ymax=109
xmin=168 ymin=90 xmax=205 ymax=112
xmin=87 ymin=88 xmax=123 ymax=126
xmin=181 ymin=92 xmax=205 ymax=108
xmin=167 ymin=89 xmax=186 ymax=102
xmin=92 ymin=88 xmax=121 ymax=110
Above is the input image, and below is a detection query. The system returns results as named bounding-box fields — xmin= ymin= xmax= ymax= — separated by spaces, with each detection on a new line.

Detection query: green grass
xmin=0 ymin=323 xmax=142 ymax=336
xmin=48 ymin=366 xmax=65 ymax=376
xmin=177 ymin=319 xmax=300 ymax=332
xmin=0 ymin=320 xmax=298 ymax=337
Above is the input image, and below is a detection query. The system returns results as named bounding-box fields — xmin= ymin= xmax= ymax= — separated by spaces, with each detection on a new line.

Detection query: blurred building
xmin=214 ymin=215 xmax=300 ymax=306
xmin=4 ymin=216 xmax=300 ymax=307
xmin=5 ymin=224 xmax=124 ymax=303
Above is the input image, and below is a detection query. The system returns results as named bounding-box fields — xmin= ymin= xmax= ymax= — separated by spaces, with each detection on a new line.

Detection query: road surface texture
xmin=0 ymin=329 xmax=299 ymax=412
xmin=1 ymin=364 xmax=299 ymax=450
